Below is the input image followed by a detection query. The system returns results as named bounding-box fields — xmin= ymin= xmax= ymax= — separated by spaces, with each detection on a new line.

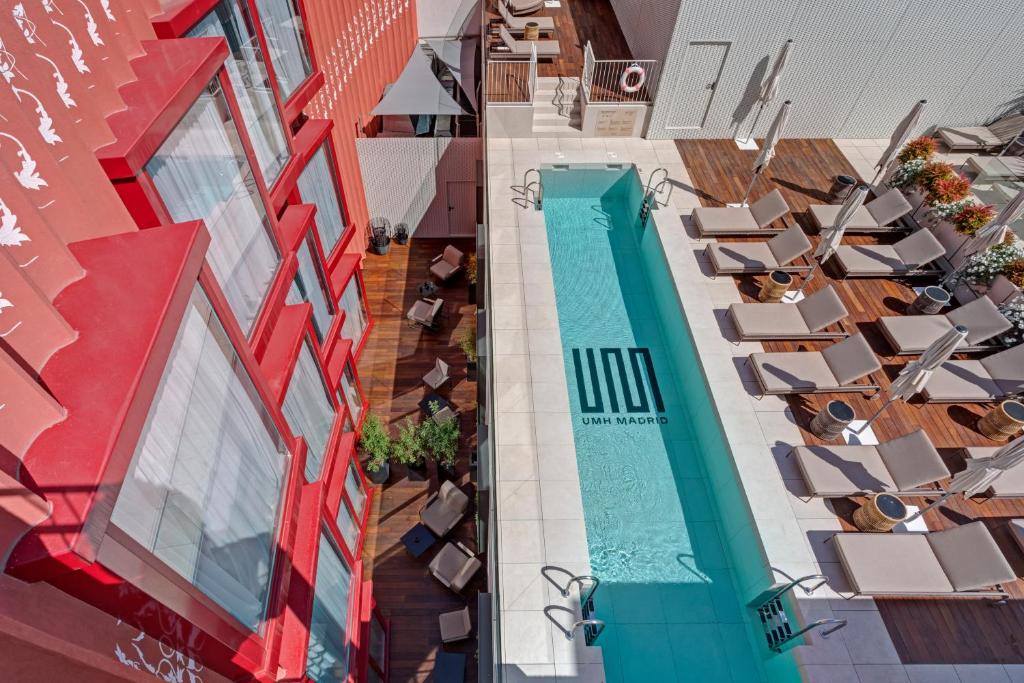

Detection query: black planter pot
xmin=367 ymin=462 xmax=390 ymax=485
xmin=370 ymin=239 xmax=390 ymax=256
xmin=468 ymin=282 xmax=477 ymax=305
xmin=393 ymin=231 xmax=409 ymax=245
xmin=466 ymin=360 xmax=477 ymax=382
xmin=438 ymin=461 xmax=457 ymax=483
xmin=406 ymin=459 xmax=429 ymax=481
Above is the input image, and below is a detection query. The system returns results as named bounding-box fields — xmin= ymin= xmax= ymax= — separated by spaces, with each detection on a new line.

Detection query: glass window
xmin=369 ymin=615 xmax=387 ymax=670
xmin=285 ymin=234 xmax=333 ymax=342
xmin=338 ymin=275 xmax=368 ymax=346
xmin=306 ymin=534 xmax=353 ymax=683
xmin=297 ymin=144 xmax=348 ymax=255
xmin=335 ymin=501 xmax=358 ymax=552
xmin=147 ymin=79 xmax=279 ymax=334
xmin=338 ymin=362 xmax=362 ymax=425
xmin=254 ymin=0 xmax=312 ymax=101
xmin=112 ymin=286 xmax=288 ymax=632
xmin=282 ymin=340 xmax=337 ymax=482
xmin=344 ymin=462 xmax=366 ymax=518
xmin=342 ymin=414 xmax=354 ymax=433
xmin=188 ymin=1 xmax=290 ymax=185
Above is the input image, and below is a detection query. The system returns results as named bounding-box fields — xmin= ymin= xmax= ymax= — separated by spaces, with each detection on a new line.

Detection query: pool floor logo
xmin=572 ymin=347 xmax=668 ymax=425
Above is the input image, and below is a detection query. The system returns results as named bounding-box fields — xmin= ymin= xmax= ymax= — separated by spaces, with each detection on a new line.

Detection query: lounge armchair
xmin=921 ymin=343 xmax=1024 ymax=403
xmin=430 ymin=245 xmax=465 ymax=282
xmin=831 ymin=521 xmax=1015 ymax=599
xmin=429 ymin=541 xmax=482 ymax=592
xmin=878 ymin=296 xmax=1011 ymax=355
xmin=792 ymin=429 xmax=949 ymax=497
xmin=497 ymin=0 xmax=555 ymax=31
xmin=748 ymin=333 xmax=881 ymax=395
xmin=962 ymin=448 xmax=1024 ymax=498
xmin=439 ymin=606 xmax=472 ymax=643
xmin=423 ymin=358 xmax=451 ymax=390
xmin=728 ymin=285 xmax=849 ymax=340
xmin=498 ymin=26 xmax=560 ymax=57
xmin=408 ymin=297 xmax=444 ymax=329
xmin=833 ymin=229 xmax=945 ymax=278
xmin=693 ymin=189 xmax=791 ymax=236
xmin=808 ymin=189 xmax=912 ymax=234
xmin=420 ymin=481 xmax=470 ymax=537
xmin=966 ymin=155 xmax=1024 ymax=180
xmin=937 ymin=111 xmax=1024 ymax=152
xmin=706 ymin=225 xmax=812 ymax=275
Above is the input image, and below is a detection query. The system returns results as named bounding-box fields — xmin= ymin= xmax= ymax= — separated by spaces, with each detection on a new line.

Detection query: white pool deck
xmin=487 ymin=137 xmax=1019 ymax=683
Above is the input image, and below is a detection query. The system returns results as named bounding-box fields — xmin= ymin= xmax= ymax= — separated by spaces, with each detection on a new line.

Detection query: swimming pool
xmin=540 ymin=165 xmax=798 ymax=682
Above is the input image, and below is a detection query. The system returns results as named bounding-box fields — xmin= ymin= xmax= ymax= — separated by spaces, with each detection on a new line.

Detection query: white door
xmin=446 ymin=180 xmax=477 ymax=237
xmin=666 ymin=42 xmax=731 ymax=129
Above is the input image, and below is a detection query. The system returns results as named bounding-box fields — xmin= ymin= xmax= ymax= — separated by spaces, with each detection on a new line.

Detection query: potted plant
xmin=392 ymin=416 xmax=428 ymax=480
xmin=367 ymin=219 xmax=391 ymax=256
xmin=896 ymin=136 xmax=937 ymax=164
xmin=998 ymin=297 xmax=1024 ymax=346
xmin=949 ymin=240 xmax=1024 ymax=289
xmin=466 ymin=253 xmax=478 ymax=305
xmin=951 ymin=203 xmax=996 ymax=236
xmin=422 ymin=401 xmax=460 ymax=482
xmin=393 ymin=223 xmax=409 ymax=246
xmin=460 ymin=326 xmax=477 ymax=382
xmin=359 ymin=414 xmax=392 ymax=485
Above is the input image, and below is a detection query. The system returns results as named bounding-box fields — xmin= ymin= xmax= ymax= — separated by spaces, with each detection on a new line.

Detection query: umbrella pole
xmin=743 ymin=103 xmax=766 ymax=144
xmin=852 ymin=395 xmax=897 ymax=434
xmin=795 ymin=261 xmax=820 ymax=295
xmin=903 ymin=490 xmax=957 ymax=524
xmin=740 ymin=172 xmax=760 ymax=206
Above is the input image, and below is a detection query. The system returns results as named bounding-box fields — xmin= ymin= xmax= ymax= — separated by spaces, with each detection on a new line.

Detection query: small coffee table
xmin=419 ymin=281 xmax=439 ymax=297
xmin=433 ymin=651 xmax=467 ymax=683
xmin=401 ymin=523 xmax=437 ymax=558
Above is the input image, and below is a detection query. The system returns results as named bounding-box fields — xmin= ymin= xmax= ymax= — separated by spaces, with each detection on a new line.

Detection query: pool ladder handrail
xmin=771 ymin=618 xmax=847 ymax=653
xmin=566 ymin=618 xmax=606 ymax=643
xmin=752 ymin=573 xmax=830 ymax=610
xmin=644 ymin=167 xmax=670 ymax=205
xmin=560 ymin=574 xmax=600 ymax=608
xmin=522 ymin=168 xmax=544 ymax=210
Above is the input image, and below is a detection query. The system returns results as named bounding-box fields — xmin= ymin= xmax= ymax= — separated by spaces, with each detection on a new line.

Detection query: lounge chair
xmin=423 ymin=358 xmax=451 ymax=390
xmin=420 ymin=481 xmax=470 ymax=536
xmin=966 ymin=155 xmax=1024 ymax=180
xmin=728 ymin=285 xmax=849 ymax=340
xmin=748 ymin=333 xmax=881 ymax=395
xmin=506 ymin=0 xmax=544 ymax=14
xmin=833 ymin=229 xmax=945 ymax=278
xmin=693 ymin=189 xmax=791 ymax=236
xmin=408 ymin=297 xmax=444 ymax=329
xmin=706 ymin=225 xmax=812 ymax=275
xmin=429 ymin=541 xmax=482 ymax=593
xmin=497 ymin=0 xmax=555 ymax=32
xmin=808 ymin=189 xmax=913 ymax=234
xmin=792 ymin=429 xmax=949 ymax=497
xmin=430 ymin=245 xmax=465 ymax=282
xmin=962 ymin=448 xmax=1024 ymax=498
xmin=878 ymin=296 xmax=1012 ymax=355
xmin=921 ymin=343 xmax=1024 ymax=403
xmin=831 ymin=521 xmax=1015 ymax=599
xmin=937 ymin=111 xmax=1024 ymax=152
xmin=439 ymin=606 xmax=472 ymax=643
xmin=987 ymin=274 xmax=1024 ymax=305
xmin=498 ymin=26 xmax=560 ymax=57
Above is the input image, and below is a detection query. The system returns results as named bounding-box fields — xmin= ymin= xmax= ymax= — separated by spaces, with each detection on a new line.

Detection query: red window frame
xmin=290 ymin=125 xmax=356 ymax=268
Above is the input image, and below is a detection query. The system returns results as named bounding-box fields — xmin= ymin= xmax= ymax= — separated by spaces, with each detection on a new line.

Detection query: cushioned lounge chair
xmin=833 ymin=229 xmax=945 ymax=278
xmin=408 ymin=297 xmax=444 ymax=329
xmin=507 ymin=0 xmax=544 ymax=14
xmin=878 ymin=296 xmax=1012 ymax=355
xmin=706 ymin=225 xmax=812 ymax=275
xmin=429 ymin=541 xmax=482 ymax=593
xmin=792 ymin=429 xmax=948 ymax=497
xmin=808 ymin=189 xmax=913 ymax=234
xmin=430 ymin=245 xmax=465 ymax=282
xmin=728 ymin=285 xmax=849 ymax=340
xmin=439 ymin=606 xmax=472 ymax=643
xmin=937 ymin=112 xmax=1024 ymax=152
xmin=497 ymin=0 xmax=555 ymax=31
xmin=420 ymin=481 xmax=470 ymax=537
xmin=966 ymin=155 xmax=1024 ymax=180
xmin=748 ymin=333 xmax=881 ymax=395
xmin=962 ymin=447 xmax=1024 ymax=498
xmin=831 ymin=521 xmax=1015 ymax=599
xmin=422 ymin=357 xmax=451 ymax=390
xmin=921 ymin=343 xmax=1024 ymax=403
xmin=694 ymin=189 xmax=791 ymax=236
xmin=498 ymin=26 xmax=560 ymax=57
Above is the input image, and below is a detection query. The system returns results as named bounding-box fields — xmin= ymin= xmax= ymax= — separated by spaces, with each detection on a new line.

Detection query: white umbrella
xmin=740 ymin=40 xmax=793 ymax=145
xmin=905 ymin=437 xmax=1024 ymax=522
xmin=945 ymin=188 xmax=1024 ymax=280
xmin=740 ymin=100 xmax=792 ymax=205
xmin=855 ymin=324 xmax=968 ymax=432
xmin=795 ymin=185 xmax=868 ymax=295
xmin=873 ymin=100 xmax=926 ymax=185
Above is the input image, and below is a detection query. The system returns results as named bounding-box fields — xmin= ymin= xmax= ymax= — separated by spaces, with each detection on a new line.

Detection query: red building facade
xmin=0 ymin=0 xmax=416 ymax=680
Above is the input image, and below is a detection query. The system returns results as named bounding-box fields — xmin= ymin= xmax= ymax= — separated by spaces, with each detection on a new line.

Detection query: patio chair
xmin=706 ymin=225 xmax=812 ymax=275
xmin=920 ymin=342 xmax=1024 ymax=403
xmin=422 ymin=358 xmax=451 ymax=390
xmin=430 ymin=245 xmax=465 ymax=282
xmin=693 ymin=189 xmax=791 ymax=236
xmin=429 ymin=541 xmax=482 ymax=593
xmin=728 ymin=285 xmax=849 ymax=340
xmin=808 ymin=189 xmax=913 ymax=234
xmin=965 ymin=155 xmax=1024 ymax=180
xmin=937 ymin=111 xmax=1024 ymax=151
xmin=431 ymin=404 xmax=458 ymax=425
xmin=407 ymin=298 xmax=445 ymax=330
xmin=421 ymin=481 xmax=470 ymax=537
xmin=506 ymin=0 xmax=544 ymax=14
xmin=962 ymin=447 xmax=1024 ymax=498
xmin=831 ymin=521 xmax=1016 ymax=599
xmin=439 ymin=606 xmax=472 ymax=644
xmin=497 ymin=0 xmax=555 ymax=31
xmin=833 ymin=229 xmax=945 ymax=278
xmin=748 ymin=333 xmax=881 ymax=395
xmin=792 ymin=429 xmax=949 ymax=497
xmin=878 ymin=296 xmax=1012 ymax=355
xmin=498 ymin=26 xmax=560 ymax=57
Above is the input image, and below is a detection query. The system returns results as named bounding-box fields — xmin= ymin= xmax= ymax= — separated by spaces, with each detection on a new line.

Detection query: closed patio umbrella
xmin=795 ymin=184 xmax=868 ymax=295
xmin=873 ymin=100 xmax=926 ymax=185
xmin=740 ymin=100 xmax=792 ymax=205
xmin=740 ymin=40 xmax=793 ymax=146
xmin=945 ymin=188 xmax=1024 ymax=281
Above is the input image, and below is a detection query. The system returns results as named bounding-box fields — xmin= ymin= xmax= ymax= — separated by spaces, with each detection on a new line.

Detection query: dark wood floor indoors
xmin=356 ymin=238 xmax=481 ymax=682
xmin=678 ymin=139 xmax=1024 ymax=665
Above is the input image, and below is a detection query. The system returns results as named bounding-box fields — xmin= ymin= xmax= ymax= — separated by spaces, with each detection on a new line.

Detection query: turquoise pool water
xmin=541 ymin=165 xmax=796 ymax=682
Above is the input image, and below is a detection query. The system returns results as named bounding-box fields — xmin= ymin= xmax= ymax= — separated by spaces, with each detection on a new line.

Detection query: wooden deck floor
xmin=356 ymin=238 xmax=482 ymax=682
xmin=677 ymin=139 xmax=1024 ymax=665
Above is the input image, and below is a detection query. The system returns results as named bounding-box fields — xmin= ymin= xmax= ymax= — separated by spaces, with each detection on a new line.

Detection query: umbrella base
xmin=781 ymin=290 xmax=805 ymax=303
xmin=893 ymin=506 xmax=928 ymax=533
xmin=843 ymin=420 xmax=879 ymax=446
xmin=726 ymin=202 xmax=750 ymax=208
xmin=734 ymin=137 xmax=759 ymax=151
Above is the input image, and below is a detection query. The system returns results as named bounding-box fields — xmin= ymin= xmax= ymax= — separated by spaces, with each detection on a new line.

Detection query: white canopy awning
xmin=417 ymin=0 xmax=480 ymax=39
xmin=426 ymin=37 xmax=478 ymax=112
xmin=370 ymin=47 xmax=467 ymax=117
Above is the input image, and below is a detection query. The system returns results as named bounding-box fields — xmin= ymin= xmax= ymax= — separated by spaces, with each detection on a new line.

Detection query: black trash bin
xmin=829 ymin=175 xmax=857 ymax=203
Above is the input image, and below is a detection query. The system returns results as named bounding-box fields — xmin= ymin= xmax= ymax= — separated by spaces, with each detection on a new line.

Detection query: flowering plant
xmin=929 ymin=198 xmax=974 ymax=221
xmin=926 ymin=173 xmax=971 ymax=206
xmin=916 ymin=161 xmax=956 ymax=195
xmin=1004 ymin=259 xmax=1024 ymax=287
xmin=998 ymin=298 xmax=1024 ymax=345
xmin=897 ymin=136 xmax=937 ymax=164
xmin=889 ymin=158 xmax=925 ymax=189
xmin=951 ymin=203 xmax=996 ymax=235
xmin=951 ymin=241 xmax=1024 ymax=288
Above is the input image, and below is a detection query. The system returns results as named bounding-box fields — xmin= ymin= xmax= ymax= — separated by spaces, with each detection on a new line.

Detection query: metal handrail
xmin=522 ymin=168 xmax=543 ymax=210
xmin=753 ymin=574 xmax=830 ymax=610
xmin=560 ymin=574 xmax=600 ymax=608
xmin=645 ymin=167 xmax=669 ymax=197
xmin=567 ymin=618 xmax=606 ymax=642
xmin=772 ymin=618 xmax=847 ymax=653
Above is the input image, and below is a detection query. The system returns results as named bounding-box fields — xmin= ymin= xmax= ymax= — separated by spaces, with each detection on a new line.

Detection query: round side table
xmin=910 ymin=286 xmax=951 ymax=315
xmin=810 ymin=400 xmax=855 ymax=441
xmin=978 ymin=400 xmax=1024 ymax=442
xmin=853 ymin=493 xmax=907 ymax=533
xmin=524 ymin=22 xmax=540 ymax=41
xmin=758 ymin=270 xmax=793 ymax=303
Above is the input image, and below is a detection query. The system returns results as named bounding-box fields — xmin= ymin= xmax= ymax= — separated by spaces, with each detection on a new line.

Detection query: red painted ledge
xmin=258 ymin=303 xmax=312 ymax=406
xmin=150 ymin=0 xmax=219 ymax=38
xmin=283 ymin=71 xmax=325 ymax=123
xmin=291 ymin=119 xmax=333 ymax=164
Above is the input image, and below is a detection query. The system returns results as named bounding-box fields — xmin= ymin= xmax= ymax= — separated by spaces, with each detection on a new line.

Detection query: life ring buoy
xmin=620 ymin=63 xmax=646 ymax=93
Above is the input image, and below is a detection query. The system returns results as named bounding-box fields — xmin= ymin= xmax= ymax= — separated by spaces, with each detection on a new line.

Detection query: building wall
xmin=607 ymin=0 xmax=682 ymax=63
xmin=640 ymin=0 xmax=1024 ymax=139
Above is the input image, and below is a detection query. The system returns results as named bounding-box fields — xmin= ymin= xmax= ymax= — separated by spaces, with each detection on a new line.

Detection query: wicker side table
xmin=853 ymin=493 xmax=907 ymax=533
xmin=810 ymin=400 xmax=855 ymax=441
xmin=909 ymin=286 xmax=951 ymax=315
xmin=978 ymin=400 xmax=1024 ymax=442
xmin=524 ymin=22 xmax=540 ymax=41
xmin=758 ymin=271 xmax=793 ymax=303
